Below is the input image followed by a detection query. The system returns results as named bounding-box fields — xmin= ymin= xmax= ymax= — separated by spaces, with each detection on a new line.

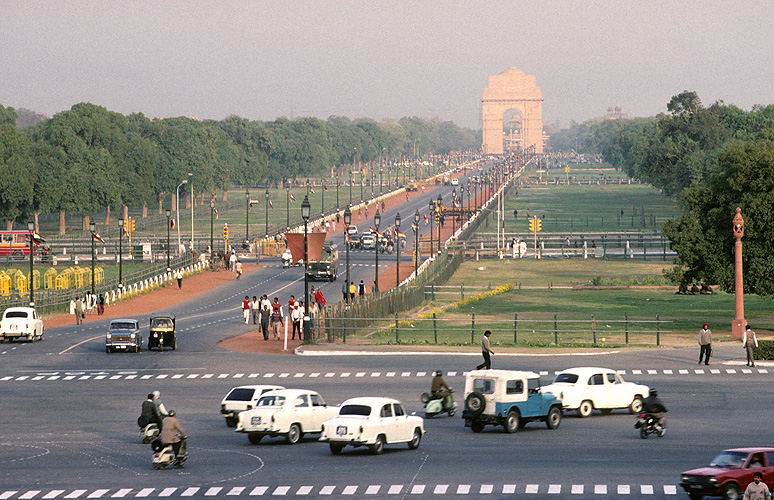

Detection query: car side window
xmin=606 ymin=373 xmax=619 ymax=384
xmin=310 ymin=394 xmax=325 ymax=407
xmin=748 ymin=453 xmax=764 ymax=468
xmin=295 ymin=395 xmax=309 ymax=408
xmin=393 ymin=404 xmax=405 ymax=416
xmin=506 ymin=380 xmax=524 ymax=394
xmin=589 ymin=374 xmax=604 ymax=385
xmin=766 ymin=452 xmax=774 ymax=467
xmin=380 ymin=404 xmax=393 ymax=417
xmin=473 ymin=378 xmax=494 ymax=394
xmin=527 ymin=378 xmax=540 ymax=394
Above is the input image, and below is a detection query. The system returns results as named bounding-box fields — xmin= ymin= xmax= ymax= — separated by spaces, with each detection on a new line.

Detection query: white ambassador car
xmin=220 ymin=385 xmax=285 ymax=427
xmin=542 ymin=367 xmax=649 ymax=417
xmin=235 ymin=389 xmax=338 ymax=444
xmin=319 ymin=397 xmax=424 ymax=455
xmin=0 ymin=307 xmax=44 ymax=343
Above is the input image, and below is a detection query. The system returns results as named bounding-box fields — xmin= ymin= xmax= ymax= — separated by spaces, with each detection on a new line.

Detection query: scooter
xmin=139 ymin=423 xmax=160 ymax=444
xmin=282 ymin=258 xmax=291 ymax=268
xmin=634 ymin=413 xmax=665 ymax=439
xmin=421 ymin=391 xmax=457 ymax=418
xmin=151 ymin=438 xmax=187 ymax=469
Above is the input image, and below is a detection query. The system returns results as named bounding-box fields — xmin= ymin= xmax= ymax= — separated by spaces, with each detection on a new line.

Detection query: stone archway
xmin=482 ymin=67 xmax=543 ymax=155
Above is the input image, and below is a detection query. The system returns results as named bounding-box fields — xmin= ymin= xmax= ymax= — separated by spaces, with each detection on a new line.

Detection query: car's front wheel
xmin=286 ymin=423 xmax=302 ymax=444
xmin=577 ymin=400 xmax=593 ymax=418
xmin=370 ymin=435 xmax=385 ymax=455
xmin=546 ymin=407 xmax=562 ymax=429
xmin=722 ymin=483 xmax=740 ymax=500
xmin=504 ymin=410 xmax=520 ymax=433
xmin=408 ymin=428 xmax=421 ymax=449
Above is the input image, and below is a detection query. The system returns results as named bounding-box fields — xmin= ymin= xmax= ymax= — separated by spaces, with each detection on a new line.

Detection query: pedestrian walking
xmin=229 ymin=252 xmax=237 ymax=271
xmin=235 ymin=260 xmax=243 ymax=279
xmin=475 ymin=330 xmax=494 ymax=370
xmin=358 ymin=280 xmax=365 ymax=296
xmin=743 ymin=325 xmax=758 ymax=367
xmin=742 ymin=471 xmax=769 ymax=500
xmin=260 ymin=295 xmax=271 ymax=340
xmin=291 ymin=301 xmax=303 ymax=340
xmin=270 ymin=297 xmax=284 ymax=340
xmin=175 ymin=269 xmax=183 ymax=288
xmin=309 ymin=286 xmax=316 ymax=310
xmin=75 ymin=297 xmax=84 ymax=324
xmin=698 ymin=323 xmax=712 ymax=365
xmin=349 ymin=281 xmax=356 ymax=301
xmin=251 ymin=296 xmax=259 ymax=325
xmin=241 ymin=296 xmax=251 ymax=324
xmin=315 ymin=287 xmax=326 ymax=310
xmin=341 ymin=281 xmax=348 ymax=302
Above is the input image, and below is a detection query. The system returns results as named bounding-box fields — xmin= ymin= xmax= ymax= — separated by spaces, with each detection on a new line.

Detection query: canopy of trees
xmin=0 ymin=103 xmax=479 ymax=229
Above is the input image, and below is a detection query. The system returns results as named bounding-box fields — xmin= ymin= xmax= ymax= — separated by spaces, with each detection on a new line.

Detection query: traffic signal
xmin=223 ymin=224 xmax=229 ymax=240
xmin=529 ymin=217 xmax=542 ymax=232
xmin=130 ymin=219 xmax=135 ymax=232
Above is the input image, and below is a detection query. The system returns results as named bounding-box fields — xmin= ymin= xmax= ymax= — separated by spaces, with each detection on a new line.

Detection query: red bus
xmin=0 ymin=231 xmax=36 ymax=258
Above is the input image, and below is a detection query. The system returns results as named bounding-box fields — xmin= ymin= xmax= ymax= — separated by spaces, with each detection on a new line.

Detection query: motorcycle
xmin=634 ymin=413 xmax=665 ymax=439
xmin=139 ymin=422 xmax=160 ymax=444
xmin=421 ymin=391 xmax=457 ymax=418
xmin=282 ymin=258 xmax=291 ymax=269
xmin=151 ymin=438 xmax=187 ymax=469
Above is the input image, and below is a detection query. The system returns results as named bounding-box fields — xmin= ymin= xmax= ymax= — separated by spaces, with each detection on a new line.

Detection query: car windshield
xmin=257 ymin=395 xmax=285 ymax=407
xmin=4 ymin=311 xmax=30 ymax=319
xmin=339 ymin=404 xmax=372 ymax=416
xmin=554 ymin=373 xmax=579 ymax=384
xmin=151 ymin=318 xmax=173 ymax=329
xmin=110 ymin=322 xmax=136 ymax=331
xmin=710 ymin=451 xmax=748 ymax=468
xmin=226 ymin=388 xmax=255 ymax=401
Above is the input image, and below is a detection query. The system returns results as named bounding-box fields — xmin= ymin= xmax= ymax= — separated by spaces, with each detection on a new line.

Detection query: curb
xmin=294 ymin=348 xmax=621 ymax=357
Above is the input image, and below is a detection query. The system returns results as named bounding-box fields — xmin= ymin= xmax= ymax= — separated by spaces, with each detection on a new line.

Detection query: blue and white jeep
xmin=462 ymin=369 xmax=563 ymax=433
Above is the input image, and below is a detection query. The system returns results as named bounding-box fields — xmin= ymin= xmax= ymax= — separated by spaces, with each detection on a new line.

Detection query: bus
xmin=0 ymin=231 xmax=37 ymax=259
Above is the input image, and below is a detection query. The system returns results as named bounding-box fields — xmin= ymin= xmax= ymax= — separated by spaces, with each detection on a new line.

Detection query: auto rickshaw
xmin=148 ymin=314 xmax=176 ymax=351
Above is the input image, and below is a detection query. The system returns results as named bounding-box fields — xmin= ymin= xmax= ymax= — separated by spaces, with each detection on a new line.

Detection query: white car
xmin=220 ymin=385 xmax=285 ymax=427
xmin=451 ymin=177 xmax=459 ymax=186
xmin=320 ymin=397 xmax=424 ymax=455
xmin=542 ymin=367 xmax=649 ymax=417
xmin=235 ymin=389 xmax=338 ymax=444
xmin=0 ymin=307 xmax=44 ymax=343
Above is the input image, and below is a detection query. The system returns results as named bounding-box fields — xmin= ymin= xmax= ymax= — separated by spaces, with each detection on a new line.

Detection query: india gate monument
xmin=482 ymin=67 xmax=544 ymax=155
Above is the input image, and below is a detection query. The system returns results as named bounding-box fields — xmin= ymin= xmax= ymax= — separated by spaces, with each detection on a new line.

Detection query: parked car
xmin=542 ymin=367 xmax=648 ymax=417
xmin=235 ymin=389 xmax=338 ymax=444
xmin=462 ymin=369 xmax=562 ymax=433
xmin=105 ymin=319 xmax=142 ymax=353
xmin=320 ymin=397 xmax=424 ymax=455
xmin=220 ymin=385 xmax=285 ymax=427
xmin=359 ymin=233 xmax=376 ymax=250
xmin=148 ymin=314 xmax=176 ymax=351
xmin=0 ymin=307 xmax=44 ymax=343
xmin=680 ymin=448 xmax=774 ymax=500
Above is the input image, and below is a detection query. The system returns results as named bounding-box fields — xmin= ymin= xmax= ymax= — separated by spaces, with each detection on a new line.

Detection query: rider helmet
xmin=152 ymin=390 xmax=161 ymax=400
xmin=649 ymin=389 xmax=658 ymax=397
xmin=168 ymin=410 xmax=176 ymax=417
xmin=435 ymin=370 xmax=442 ymax=377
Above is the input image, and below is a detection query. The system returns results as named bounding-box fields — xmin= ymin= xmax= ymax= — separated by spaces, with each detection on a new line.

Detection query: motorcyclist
xmin=139 ymin=393 xmax=163 ymax=428
xmin=281 ymin=248 xmax=292 ymax=267
xmin=160 ymin=410 xmax=187 ymax=458
xmin=642 ymin=389 xmax=667 ymax=429
xmin=431 ymin=370 xmax=453 ymax=409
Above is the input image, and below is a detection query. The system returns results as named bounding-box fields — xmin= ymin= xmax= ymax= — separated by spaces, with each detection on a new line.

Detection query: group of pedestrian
xmin=697 ymin=322 xmax=759 ymax=367
xmin=341 ymin=279 xmax=367 ymax=303
xmin=241 ymin=288 xmax=326 ymax=341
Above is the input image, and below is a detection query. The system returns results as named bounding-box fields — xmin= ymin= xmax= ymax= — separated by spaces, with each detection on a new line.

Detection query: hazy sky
xmin=3 ymin=1 xmax=772 ymax=129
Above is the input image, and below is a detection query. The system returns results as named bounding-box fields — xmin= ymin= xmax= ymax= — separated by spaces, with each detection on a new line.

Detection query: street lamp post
xmin=413 ymin=210 xmax=420 ymax=279
xmin=286 ymin=183 xmax=290 ymax=231
xmin=395 ymin=212 xmax=401 ymax=289
xmin=335 ymin=176 xmax=340 ymax=210
xmin=348 ymin=171 xmax=352 ymax=206
xmin=189 ymin=172 xmax=194 ymax=252
xmin=379 ymin=169 xmax=383 ymax=195
xmin=118 ymin=217 xmax=124 ymax=288
xmin=27 ymin=218 xmax=34 ymax=306
xmin=373 ymin=211 xmax=380 ymax=294
xmin=436 ymin=194 xmax=443 ymax=254
xmin=245 ymin=188 xmax=250 ymax=244
xmin=264 ymin=188 xmax=270 ymax=237
xmin=451 ymin=188 xmax=457 ymax=235
xmin=344 ymin=207 xmax=351 ymax=303
xmin=175 ymin=178 xmax=188 ymax=254
xmin=360 ymin=171 xmax=364 ymax=202
xmin=89 ymin=220 xmax=96 ymax=296
xmin=428 ymin=199 xmax=434 ymax=256
xmin=210 ymin=199 xmax=215 ymax=269
xmin=321 ymin=180 xmax=325 ymax=217
xmin=165 ymin=209 xmax=171 ymax=269
xmin=301 ymin=195 xmax=311 ymax=341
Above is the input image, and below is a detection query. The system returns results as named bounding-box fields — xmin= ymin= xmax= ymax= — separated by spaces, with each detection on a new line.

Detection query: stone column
xmin=731 ymin=207 xmax=745 ymax=339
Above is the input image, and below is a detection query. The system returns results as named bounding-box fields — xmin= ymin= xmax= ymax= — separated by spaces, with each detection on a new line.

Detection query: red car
xmin=680 ymin=447 xmax=774 ymax=500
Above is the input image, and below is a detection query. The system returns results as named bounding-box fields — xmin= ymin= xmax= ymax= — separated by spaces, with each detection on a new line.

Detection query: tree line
xmin=549 ymin=92 xmax=774 ymax=296
xmin=0 ymin=103 xmax=479 ymax=233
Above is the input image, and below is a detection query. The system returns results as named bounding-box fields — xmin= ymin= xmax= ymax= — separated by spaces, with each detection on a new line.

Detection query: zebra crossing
xmin=0 ymin=483 xmax=681 ymax=498
xmin=0 ymin=367 xmax=770 ymax=383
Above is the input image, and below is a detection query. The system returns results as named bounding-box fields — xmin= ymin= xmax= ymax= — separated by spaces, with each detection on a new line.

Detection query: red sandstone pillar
xmin=731 ymin=207 xmax=745 ymax=339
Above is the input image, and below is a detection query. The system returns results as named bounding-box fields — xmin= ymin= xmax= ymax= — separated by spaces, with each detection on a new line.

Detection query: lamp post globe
xmin=344 ymin=206 xmax=352 ymax=303
xmin=373 ymin=211 xmax=380 ymax=294
xmin=301 ymin=195 xmax=311 ymax=341
xmin=395 ymin=212 xmax=401 ymax=289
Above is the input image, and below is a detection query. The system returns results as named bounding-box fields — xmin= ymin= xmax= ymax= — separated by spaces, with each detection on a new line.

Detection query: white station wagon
xmin=0 ymin=307 xmax=44 ymax=343
xmin=319 ymin=397 xmax=424 ymax=455
xmin=235 ymin=389 xmax=338 ymax=444
xmin=220 ymin=385 xmax=285 ymax=427
xmin=542 ymin=367 xmax=649 ymax=417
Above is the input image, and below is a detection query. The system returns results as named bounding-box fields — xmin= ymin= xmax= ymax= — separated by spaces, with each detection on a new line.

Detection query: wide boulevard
xmin=1 ymin=169 xmax=764 ymax=499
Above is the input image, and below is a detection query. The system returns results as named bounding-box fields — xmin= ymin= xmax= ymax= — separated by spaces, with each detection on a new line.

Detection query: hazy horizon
xmin=3 ymin=1 xmax=772 ymax=129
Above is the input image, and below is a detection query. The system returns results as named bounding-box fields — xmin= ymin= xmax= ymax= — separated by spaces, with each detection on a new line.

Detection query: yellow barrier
xmin=44 ymin=268 xmax=57 ymax=289
xmin=0 ymin=274 xmax=9 ymax=297
xmin=15 ymin=274 xmax=27 ymax=296
xmin=94 ymin=268 xmax=104 ymax=284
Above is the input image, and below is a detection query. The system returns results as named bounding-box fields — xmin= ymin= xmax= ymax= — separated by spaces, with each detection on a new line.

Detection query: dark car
xmin=148 ymin=314 xmax=176 ymax=351
xmin=106 ymin=319 xmax=142 ymax=353
xmin=680 ymin=447 xmax=774 ymax=500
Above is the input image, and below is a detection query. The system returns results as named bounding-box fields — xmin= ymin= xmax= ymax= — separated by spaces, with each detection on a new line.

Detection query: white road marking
xmin=295 ymin=487 xmax=312 ymax=496
xmin=341 ymin=486 xmax=357 ymax=495
xmin=409 ymin=485 xmax=425 ymax=494
xmin=594 ymin=484 xmax=607 ymax=494
xmin=248 ymin=487 xmax=267 ymax=496
xmin=86 ymin=490 xmax=108 ymax=498
xmin=204 ymin=488 xmax=222 ymax=496
xmin=271 ymin=486 xmax=289 ymax=496
xmin=388 ymin=485 xmax=403 ymax=495
xmin=525 ymin=484 xmax=539 ymax=493
xmin=110 ymin=489 xmax=131 ymax=498
xmin=641 ymin=484 xmax=654 ymax=494
xmin=318 ymin=486 xmax=335 ymax=495
xmin=19 ymin=491 xmax=40 ymax=499
xmin=571 ymin=484 xmax=584 ymax=494
xmin=180 ymin=488 xmax=199 ymax=497
xmin=456 ymin=485 xmax=470 ymax=494
xmin=433 ymin=485 xmax=448 ymax=494
xmin=364 ymin=485 xmax=380 ymax=495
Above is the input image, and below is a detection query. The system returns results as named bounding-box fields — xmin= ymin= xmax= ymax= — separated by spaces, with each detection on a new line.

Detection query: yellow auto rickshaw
xmin=149 ymin=314 xmax=176 ymax=351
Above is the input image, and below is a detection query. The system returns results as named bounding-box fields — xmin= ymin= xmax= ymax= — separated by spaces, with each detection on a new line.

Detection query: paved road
xmin=2 ymin=164 xmax=764 ymax=499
